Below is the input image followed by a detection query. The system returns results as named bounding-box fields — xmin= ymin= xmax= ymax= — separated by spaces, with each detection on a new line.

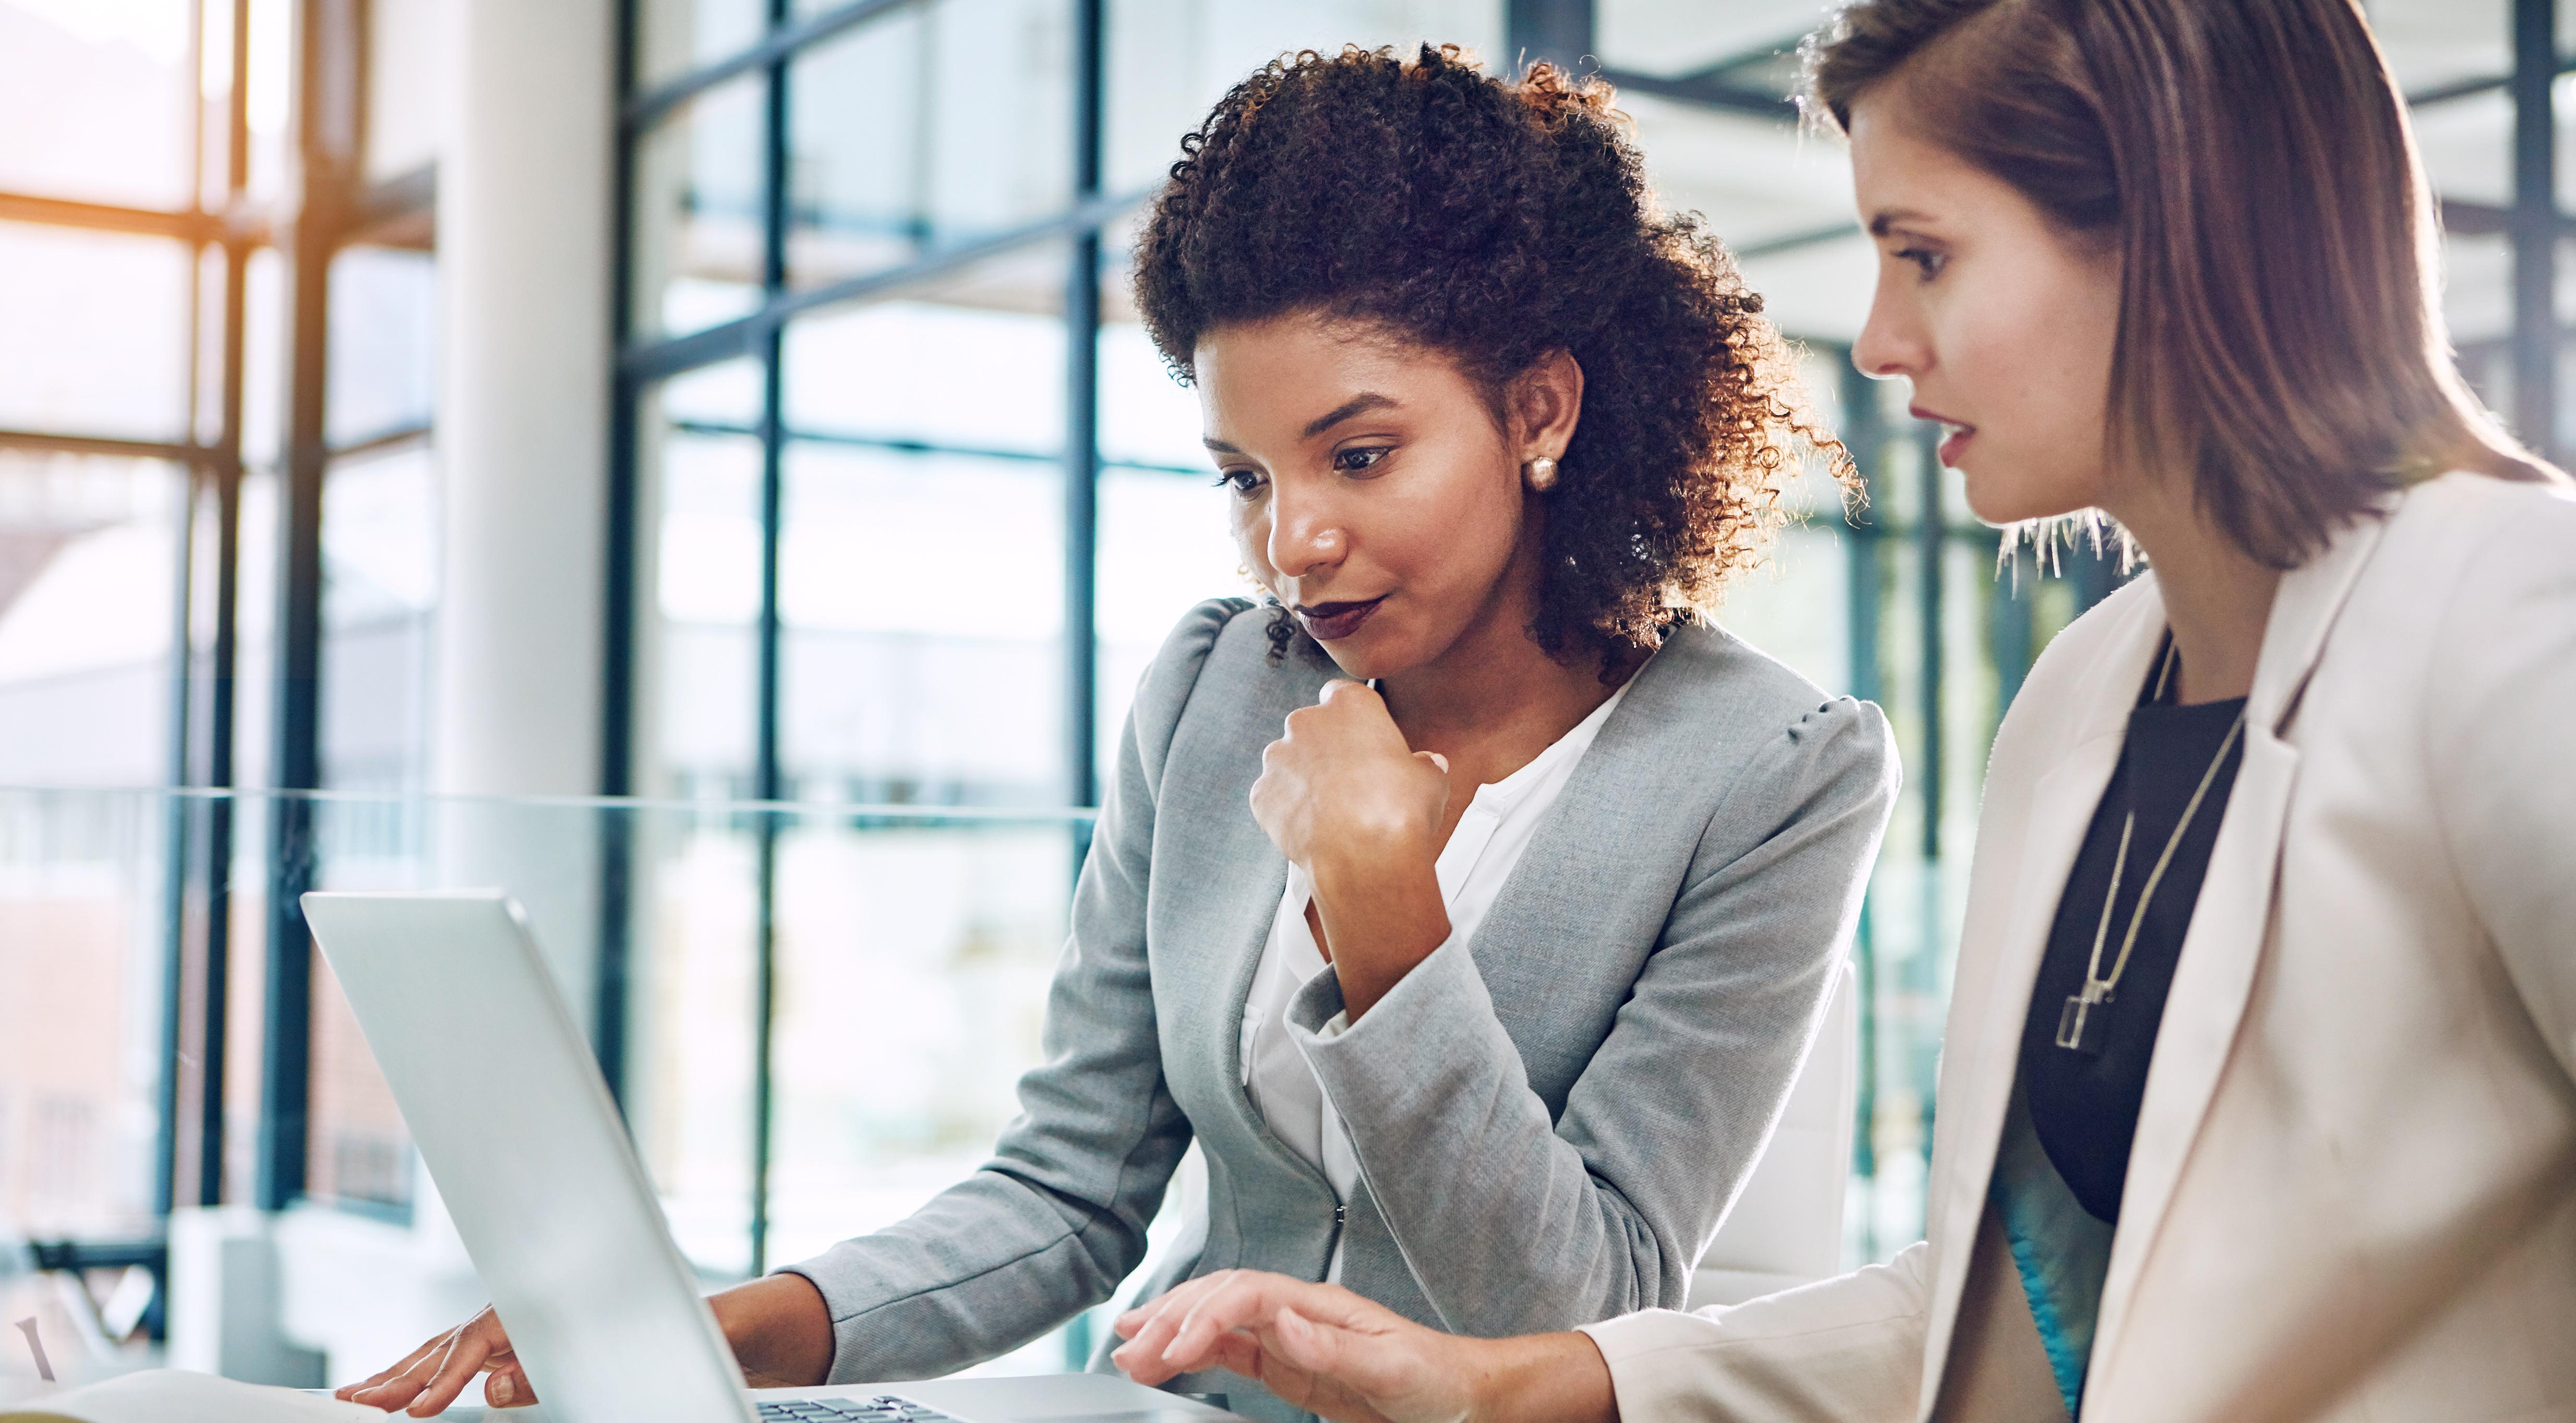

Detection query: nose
xmin=1851 ymin=276 xmax=1926 ymax=381
xmin=1265 ymin=480 xmax=1347 ymax=584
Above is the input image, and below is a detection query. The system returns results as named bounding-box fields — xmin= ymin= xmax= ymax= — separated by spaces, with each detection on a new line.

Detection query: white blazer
xmin=1583 ymin=472 xmax=2576 ymax=1422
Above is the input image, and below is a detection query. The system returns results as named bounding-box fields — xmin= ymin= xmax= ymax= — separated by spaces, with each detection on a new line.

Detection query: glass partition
xmin=0 ymin=785 xmax=1110 ymax=1377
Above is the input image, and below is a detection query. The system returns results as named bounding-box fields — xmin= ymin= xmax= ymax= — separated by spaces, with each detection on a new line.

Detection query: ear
xmin=1506 ymin=349 xmax=1585 ymax=461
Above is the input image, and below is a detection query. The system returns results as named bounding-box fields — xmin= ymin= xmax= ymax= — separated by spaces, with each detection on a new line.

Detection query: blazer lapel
xmin=1455 ymin=630 xmax=1697 ymax=1016
xmin=1918 ymin=596 xmax=2163 ymax=1408
xmin=1179 ymin=642 xmax=1327 ymax=1162
xmin=2086 ymin=511 xmax=2392 ymax=1384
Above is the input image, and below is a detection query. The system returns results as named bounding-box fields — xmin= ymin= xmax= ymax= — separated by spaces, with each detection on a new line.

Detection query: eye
xmin=1212 ymin=468 xmax=1267 ymax=497
xmin=1894 ymin=246 xmax=1946 ymax=280
xmin=1332 ymin=446 xmax=1391 ymax=474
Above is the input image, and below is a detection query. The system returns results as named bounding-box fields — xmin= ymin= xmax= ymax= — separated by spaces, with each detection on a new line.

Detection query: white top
xmin=1235 ymin=678 xmax=1633 ymax=1281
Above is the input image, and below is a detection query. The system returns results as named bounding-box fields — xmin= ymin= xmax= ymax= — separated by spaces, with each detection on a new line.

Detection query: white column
xmin=264 ymin=5 xmax=619 ymax=1383
xmin=433 ymin=0 xmax=615 ymax=804
xmin=429 ymin=0 xmax=617 ymax=995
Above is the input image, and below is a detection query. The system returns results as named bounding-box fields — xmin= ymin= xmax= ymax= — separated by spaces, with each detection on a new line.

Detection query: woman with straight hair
xmin=342 ymin=46 xmax=1898 ymax=1422
xmin=1110 ymin=2 xmax=2576 ymax=1420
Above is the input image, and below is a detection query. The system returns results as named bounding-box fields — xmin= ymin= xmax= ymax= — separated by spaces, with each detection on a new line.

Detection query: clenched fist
xmin=1250 ymin=680 xmax=1454 ymax=1018
xmin=1251 ymin=680 xmax=1450 ymax=871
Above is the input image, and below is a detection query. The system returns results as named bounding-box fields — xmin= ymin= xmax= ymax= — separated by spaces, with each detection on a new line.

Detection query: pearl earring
xmin=1524 ymin=456 xmax=1559 ymax=492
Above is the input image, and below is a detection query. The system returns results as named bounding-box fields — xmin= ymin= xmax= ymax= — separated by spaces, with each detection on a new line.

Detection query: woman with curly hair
xmin=341 ymin=44 xmax=1894 ymax=1422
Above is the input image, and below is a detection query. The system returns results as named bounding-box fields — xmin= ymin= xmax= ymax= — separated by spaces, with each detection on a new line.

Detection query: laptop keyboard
xmin=756 ymin=1397 xmax=962 ymax=1423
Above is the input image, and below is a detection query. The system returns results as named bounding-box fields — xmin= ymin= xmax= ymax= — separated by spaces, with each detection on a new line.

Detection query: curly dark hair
xmin=1133 ymin=43 xmax=1852 ymax=669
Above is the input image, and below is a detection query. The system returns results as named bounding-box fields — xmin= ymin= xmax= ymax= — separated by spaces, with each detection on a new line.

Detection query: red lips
xmin=1293 ymin=596 xmax=1387 ymax=641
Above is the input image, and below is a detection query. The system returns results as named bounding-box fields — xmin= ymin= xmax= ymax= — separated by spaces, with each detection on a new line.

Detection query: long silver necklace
xmin=2054 ymin=643 xmax=2247 ymax=1057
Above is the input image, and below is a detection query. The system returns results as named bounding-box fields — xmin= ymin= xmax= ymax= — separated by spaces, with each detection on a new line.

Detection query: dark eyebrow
xmin=1302 ymin=392 xmax=1398 ymax=438
xmin=1868 ymin=209 xmax=1934 ymax=238
xmin=1201 ymin=393 xmax=1400 ymax=455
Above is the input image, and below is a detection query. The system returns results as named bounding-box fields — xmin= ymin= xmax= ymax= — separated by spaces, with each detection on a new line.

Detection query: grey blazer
xmin=783 ymin=598 xmax=1897 ymax=1421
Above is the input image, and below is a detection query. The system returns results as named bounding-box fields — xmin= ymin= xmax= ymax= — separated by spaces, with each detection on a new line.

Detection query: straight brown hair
xmin=1804 ymin=0 xmax=2563 ymax=569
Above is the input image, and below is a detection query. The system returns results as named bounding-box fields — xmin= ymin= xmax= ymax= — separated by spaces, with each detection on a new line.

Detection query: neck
xmin=2101 ymin=475 xmax=2281 ymax=705
xmin=1375 ymin=559 xmax=1624 ymax=767
xmin=1380 ymin=622 xmax=1614 ymax=750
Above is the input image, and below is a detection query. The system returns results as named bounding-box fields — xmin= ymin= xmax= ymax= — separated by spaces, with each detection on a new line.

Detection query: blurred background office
xmin=0 ymin=0 xmax=2566 ymax=1394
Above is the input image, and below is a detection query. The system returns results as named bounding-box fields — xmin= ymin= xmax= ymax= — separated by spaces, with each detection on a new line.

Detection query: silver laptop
xmin=302 ymin=889 xmax=1233 ymax=1423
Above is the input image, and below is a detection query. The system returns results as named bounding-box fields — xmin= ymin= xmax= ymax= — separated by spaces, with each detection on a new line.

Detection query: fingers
xmin=343 ymin=1326 xmax=466 ymax=1413
xmin=343 ymin=1308 xmax=506 ymax=1417
xmin=484 ymin=1358 xmax=536 ymax=1409
xmin=1194 ymin=1326 xmax=1271 ymax=1384
xmin=1112 ymin=1270 xmax=1273 ymax=1384
xmin=336 ymin=1333 xmax=447 ymax=1401
xmin=1113 ymin=1270 xmax=1225 ymax=1341
xmin=1110 ymin=1287 xmax=1203 ymax=1384
xmin=1112 ymin=1274 xmax=1428 ymax=1423
xmin=405 ymin=1322 xmax=497 ymax=1418
xmin=1317 ymin=679 xmax=1380 ymax=709
xmin=1237 ymin=1279 xmax=1391 ymax=1332
xmin=1160 ymin=1273 xmax=1346 ymax=1377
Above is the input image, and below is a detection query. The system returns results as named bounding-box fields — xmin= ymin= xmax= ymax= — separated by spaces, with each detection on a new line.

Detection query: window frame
xmin=0 ymin=0 xmax=440 ymax=1313
xmin=604 ymin=0 xmax=2569 ymax=1279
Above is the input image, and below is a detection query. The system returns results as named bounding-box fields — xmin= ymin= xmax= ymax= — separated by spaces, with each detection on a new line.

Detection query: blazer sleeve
xmin=777 ymin=599 xmax=1245 ymax=1382
xmin=1578 ymin=1241 xmax=1932 ymax=1423
xmin=2425 ymin=489 xmax=2576 ymax=1083
xmin=1282 ymin=696 xmax=1898 ymax=1333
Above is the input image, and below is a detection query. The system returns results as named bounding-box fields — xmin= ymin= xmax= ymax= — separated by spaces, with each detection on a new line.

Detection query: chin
xmin=1313 ymin=639 xmax=1394 ymax=681
xmin=1313 ymin=642 xmax=1370 ymax=677
xmin=1308 ymin=623 xmax=1423 ymax=683
xmin=1958 ymin=460 xmax=2090 ymax=528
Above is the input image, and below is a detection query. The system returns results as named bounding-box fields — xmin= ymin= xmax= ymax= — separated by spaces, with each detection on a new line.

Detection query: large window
xmin=0 ymin=0 xmax=441 ymax=1333
xmin=608 ymin=0 xmax=2576 ymax=1304
xmin=4 ymin=0 xmax=2561 ymax=1370
xmin=611 ymin=0 xmax=1509 ymax=1373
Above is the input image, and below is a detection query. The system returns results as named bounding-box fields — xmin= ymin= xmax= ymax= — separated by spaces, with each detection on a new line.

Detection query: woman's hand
xmin=336 ymin=1273 xmax=834 ymax=1414
xmin=1251 ymin=680 xmax=1453 ymax=1017
xmin=1112 ymin=1271 xmax=1477 ymax=1423
xmin=338 ymin=1305 xmax=527 ymax=1416
xmin=1251 ymin=680 xmax=1449 ymax=872
xmin=1110 ymin=1271 xmax=1618 ymax=1423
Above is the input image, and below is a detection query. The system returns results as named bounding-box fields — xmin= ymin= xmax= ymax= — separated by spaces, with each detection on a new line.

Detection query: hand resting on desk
xmin=1110 ymin=1269 xmax=1615 ymax=1423
xmin=335 ymin=1273 xmax=834 ymax=1415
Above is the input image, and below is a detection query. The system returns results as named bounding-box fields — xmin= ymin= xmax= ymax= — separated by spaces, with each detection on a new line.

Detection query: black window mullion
xmin=623 ymin=0 xmax=922 ymax=138
xmin=155 ymin=464 xmax=199 ymax=1226
xmin=192 ymin=0 xmax=257 ymax=1213
xmin=154 ymin=0 xmax=219 ymax=1229
xmin=748 ymin=0 xmax=793 ymax=1280
xmin=258 ymin=0 xmax=363 ymax=1214
xmin=1065 ymin=0 xmax=1104 ymax=824
xmin=2512 ymin=0 xmax=2559 ymax=464
xmin=1833 ymin=353 xmax=1883 ymax=1260
xmin=597 ymin=0 xmax=645 ymax=1112
xmin=197 ymin=447 xmax=245 ymax=1214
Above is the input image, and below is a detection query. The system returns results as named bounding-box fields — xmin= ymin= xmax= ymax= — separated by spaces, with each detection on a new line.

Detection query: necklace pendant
xmin=2055 ymin=988 xmax=2112 ymax=1056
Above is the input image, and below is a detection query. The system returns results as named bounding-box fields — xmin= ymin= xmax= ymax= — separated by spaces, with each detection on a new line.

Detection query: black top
xmin=2017 ymin=646 xmax=2247 ymax=1223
